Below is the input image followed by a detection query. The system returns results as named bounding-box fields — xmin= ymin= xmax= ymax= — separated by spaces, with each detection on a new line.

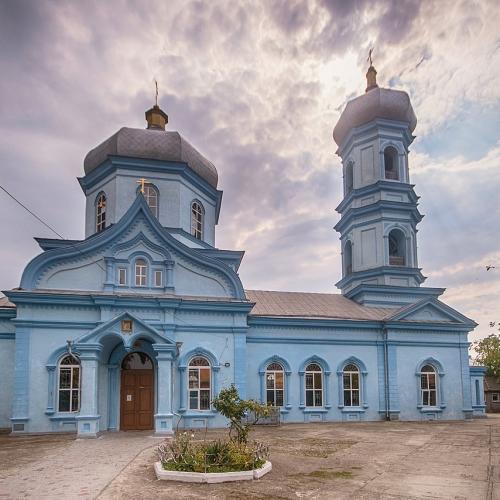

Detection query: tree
xmin=473 ymin=334 xmax=500 ymax=377
xmin=212 ymin=384 xmax=270 ymax=444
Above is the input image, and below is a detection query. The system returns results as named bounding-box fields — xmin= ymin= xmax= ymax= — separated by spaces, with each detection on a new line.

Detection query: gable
xmin=386 ymin=297 xmax=476 ymax=328
xmin=20 ymin=195 xmax=245 ymax=299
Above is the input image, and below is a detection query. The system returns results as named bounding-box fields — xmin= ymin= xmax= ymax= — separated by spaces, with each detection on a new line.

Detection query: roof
xmin=333 ymin=86 xmax=417 ymax=147
xmin=83 ymin=127 xmax=218 ymax=188
xmin=484 ymin=376 xmax=500 ymax=391
xmin=245 ymin=289 xmax=394 ymax=321
xmin=0 ymin=296 xmax=15 ymax=308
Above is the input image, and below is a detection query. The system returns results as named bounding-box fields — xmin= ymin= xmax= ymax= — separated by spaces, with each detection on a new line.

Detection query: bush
xmin=158 ymin=432 xmax=270 ymax=473
xmin=212 ymin=384 xmax=270 ymax=444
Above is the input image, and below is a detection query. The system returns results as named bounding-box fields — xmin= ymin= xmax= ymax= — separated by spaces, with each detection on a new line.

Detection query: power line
xmin=0 ymin=184 xmax=65 ymax=239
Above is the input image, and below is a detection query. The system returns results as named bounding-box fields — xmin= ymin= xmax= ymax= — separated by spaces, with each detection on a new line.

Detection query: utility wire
xmin=0 ymin=184 xmax=65 ymax=239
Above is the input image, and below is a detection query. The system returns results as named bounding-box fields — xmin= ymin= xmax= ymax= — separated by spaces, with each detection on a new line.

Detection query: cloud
xmin=0 ymin=0 xmax=499 ymax=342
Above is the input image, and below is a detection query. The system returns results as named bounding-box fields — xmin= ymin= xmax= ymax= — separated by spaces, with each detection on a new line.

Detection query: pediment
xmin=74 ymin=311 xmax=175 ymax=349
xmin=387 ymin=297 xmax=476 ymax=327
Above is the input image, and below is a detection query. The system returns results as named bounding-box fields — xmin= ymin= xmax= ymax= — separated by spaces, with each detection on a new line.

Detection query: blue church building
xmin=0 ymin=65 xmax=486 ymax=437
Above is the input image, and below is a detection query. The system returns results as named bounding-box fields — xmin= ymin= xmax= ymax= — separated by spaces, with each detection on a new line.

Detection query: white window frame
xmin=265 ymin=362 xmax=284 ymax=407
xmin=191 ymin=201 xmax=204 ymax=240
xmin=57 ymin=355 xmax=81 ymax=413
xmin=96 ymin=193 xmax=107 ymax=233
xmin=135 ymin=259 xmax=147 ymax=287
xmin=305 ymin=363 xmax=323 ymax=407
xmin=188 ymin=357 xmax=211 ymax=411
xmin=154 ymin=270 xmax=163 ymax=288
xmin=343 ymin=364 xmax=361 ymax=407
xmin=143 ymin=184 xmax=159 ymax=218
xmin=492 ymin=393 xmax=500 ymax=402
xmin=118 ymin=268 xmax=127 ymax=286
xmin=420 ymin=365 xmax=438 ymax=407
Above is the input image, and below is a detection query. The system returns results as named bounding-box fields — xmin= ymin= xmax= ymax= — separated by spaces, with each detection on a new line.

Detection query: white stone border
xmin=154 ymin=461 xmax=272 ymax=483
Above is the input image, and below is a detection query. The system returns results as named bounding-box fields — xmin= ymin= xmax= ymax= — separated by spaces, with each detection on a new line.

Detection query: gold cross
xmin=137 ymin=178 xmax=149 ymax=194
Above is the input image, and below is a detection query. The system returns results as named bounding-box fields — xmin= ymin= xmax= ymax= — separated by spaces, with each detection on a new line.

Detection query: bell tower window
xmin=344 ymin=241 xmax=353 ymax=275
xmin=389 ymin=229 xmax=406 ymax=266
xmin=384 ymin=147 xmax=399 ymax=180
xmin=345 ymin=161 xmax=354 ymax=193
xmin=96 ymin=193 xmax=107 ymax=233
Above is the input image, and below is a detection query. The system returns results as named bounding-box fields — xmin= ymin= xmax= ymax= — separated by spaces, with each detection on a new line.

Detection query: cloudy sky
xmin=0 ymin=0 xmax=499 ymax=342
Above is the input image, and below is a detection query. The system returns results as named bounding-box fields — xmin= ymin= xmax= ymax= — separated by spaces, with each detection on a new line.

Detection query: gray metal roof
xmin=84 ymin=127 xmax=218 ymax=188
xmin=246 ymin=289 xmax=394 ymax=321
xmin=333 ymin=86 xmax=417 ymax=147
xmin=0 ymin=296 xmax=15 ymax=308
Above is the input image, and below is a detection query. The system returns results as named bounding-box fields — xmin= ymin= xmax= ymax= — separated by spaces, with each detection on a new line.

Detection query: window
xmin=420 ymin=364 xmax=437 ymax=406
xmin=58 ymin=355 xmax=80 ymax=413
xmin=305 ymin=363 xmax=323 ymax=407
xmin=191 ymin=201 xmax=204 ymax=240
xmin=343 ymin=364 xmax=360 ymax=407
xmin=388 ymin=229 xmax=406 ymax=266
xmin=143 ymin=184 xmax=158 ymax=218
xmin=344 ymin=241 xmax=353 ymax=275
xmin=135 ymin=259 xmax=147 ymax=287
xmin=188 ymin=357 xmax=211 ymax=410
xmin=96 ymin=193 xmax=106 ymax=233
xmin=384 ymin=146 xmax=399 ymax=180
xmin=493 ymin=393 xmax=500 ymax=403
xmin=154 ymin=270 xmax=163 ymax=287
xmin=118 ymin=268 xmax=127 ymax=285
xmin=345 ymin=161 xmax=354 ymax=193
xmin=265 ymin=362 xmax=284 ymax=407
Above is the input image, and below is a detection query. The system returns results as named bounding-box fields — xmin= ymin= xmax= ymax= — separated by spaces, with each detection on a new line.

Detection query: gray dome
xmin=333 ymin=87 xmax=417 ymax=147
xmin=84 ymin=127 xmax=218 ymax=188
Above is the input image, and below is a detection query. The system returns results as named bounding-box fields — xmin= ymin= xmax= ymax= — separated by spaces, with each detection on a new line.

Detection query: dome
xmin=333 ymin=86 xmax=417 ymax=147
xmin=83 ymin=127 xmax=218 ymax=188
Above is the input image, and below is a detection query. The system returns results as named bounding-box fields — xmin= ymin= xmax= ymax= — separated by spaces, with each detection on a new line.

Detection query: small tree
xmin=473 ymin=334 xmax=500 ymax=377
xmin=212 ymin=384 xmax=270 ymax=444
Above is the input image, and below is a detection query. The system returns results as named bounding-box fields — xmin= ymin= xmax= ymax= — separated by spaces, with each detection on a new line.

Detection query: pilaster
xmin=75 ymin=344 xmax=102 ymax=437
xmin=153 ymin=343 xmax=176 ymax=434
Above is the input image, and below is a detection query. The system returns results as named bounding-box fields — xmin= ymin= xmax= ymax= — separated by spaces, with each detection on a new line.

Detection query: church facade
xmin=0 ymin=67 xmax=486 ymax=437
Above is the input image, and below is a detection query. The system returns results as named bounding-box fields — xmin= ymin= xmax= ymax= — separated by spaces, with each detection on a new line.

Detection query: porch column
xmin=75 ymin=344 xmax=102 ymax=438
xmin=153 ymin=344 xmax=176 ymax=435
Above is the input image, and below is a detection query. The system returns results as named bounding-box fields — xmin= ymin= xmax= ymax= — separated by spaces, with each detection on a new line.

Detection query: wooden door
xmin=120 ymin=369 xmax=154 ymax=430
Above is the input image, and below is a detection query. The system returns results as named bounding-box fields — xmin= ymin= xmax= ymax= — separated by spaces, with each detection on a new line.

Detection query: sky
xmin=0 ymin=0 xmax=499 ymax=344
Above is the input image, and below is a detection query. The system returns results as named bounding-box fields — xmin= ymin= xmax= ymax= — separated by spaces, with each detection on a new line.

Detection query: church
xmin=0 ymin=65 xmax=486 ymax=437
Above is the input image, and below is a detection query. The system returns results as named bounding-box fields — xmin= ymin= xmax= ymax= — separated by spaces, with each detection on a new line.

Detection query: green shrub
xmin=212 ymin=384 xmax=270 ymax=444
xmin=158 ymin=432 xmax=269 ymax=473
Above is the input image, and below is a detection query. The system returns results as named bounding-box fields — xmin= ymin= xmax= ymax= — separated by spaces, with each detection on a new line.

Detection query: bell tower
xmin=333 ymin=63 xmax=442 ymax=307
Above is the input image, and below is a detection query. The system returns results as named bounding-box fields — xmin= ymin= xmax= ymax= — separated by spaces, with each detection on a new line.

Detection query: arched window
xmin=343 ymin=364 xmax=360 ymax=407
xmin=265 ymin=362 xmax=284 ymax=407
xmin=58 ymin=355 xmax=80 ymax=413
xmin=388 ymin=229 xmax=406 ymax=266
xmin=345 ymin=161 xmax=354 ymax=193
xmin=305 ymin=363 xmax=323 ymax=407
xmin=384 ymin=146 xmax=399 ymax=180
xmin=191 ymin=201 xmax=204 ymax=240
xmin=135 ymin=258 xmax=147 ymax=287
xmin=420 ymin=364 xmax=437 ymax=406
xmin=143 ymin=184 xmax=159 ymax=218
xmin=188 ymin=357 xmax=211 ymax=410
xmin=96 ymin=193 xmax=107 ymax=233
xmin=344 ymin=241 xmax=353 ymax=275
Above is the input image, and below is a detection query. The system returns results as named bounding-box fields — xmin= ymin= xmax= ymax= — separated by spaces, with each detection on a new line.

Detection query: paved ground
xmin=1 ymin=416 xmax=500 ymax=499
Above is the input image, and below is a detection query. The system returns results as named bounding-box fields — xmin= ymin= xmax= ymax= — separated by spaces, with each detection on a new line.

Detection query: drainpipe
xmin=383 ymin=326 xmax=390 ymax=420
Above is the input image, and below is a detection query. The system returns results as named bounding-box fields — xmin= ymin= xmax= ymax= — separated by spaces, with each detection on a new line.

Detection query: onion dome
xmin=333 ymin=65 xmax=417 ymax=147
xmin=83 ymin=105 xmax=218 ymax=188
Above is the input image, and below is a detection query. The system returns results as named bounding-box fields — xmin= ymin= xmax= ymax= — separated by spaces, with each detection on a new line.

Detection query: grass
xmin=290 ymin=468 xmax=354 ymax=480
